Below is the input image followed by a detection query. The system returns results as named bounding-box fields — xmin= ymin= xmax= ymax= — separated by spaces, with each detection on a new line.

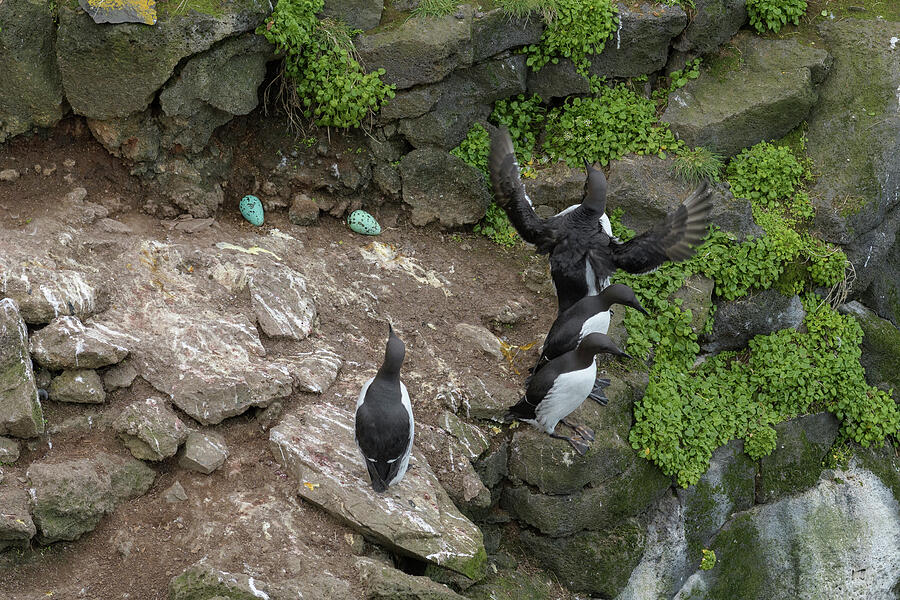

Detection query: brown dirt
xmin=0 ymin=118 xmax=560 ymax=599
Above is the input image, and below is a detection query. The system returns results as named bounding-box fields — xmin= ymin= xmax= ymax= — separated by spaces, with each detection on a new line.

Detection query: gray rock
xmin=77 ymin=0 xmax=156 ymax=24
xmin=0 ymin=436 xmax=20 ymax=463
xmin=27 ymin=452 xmax=155 ymax=543
xmin=321 ymin=0 xmax=383 ymax=31
xmin=862 ymin=239 xmax=900 ymax=327
xmin=524 ymin=162 xmax=586 ymax=215
xmin=56 ymin=3 xmax=269 ymax=120
xmin=673 ymin=0 xmax=747 ymax=55
xmin=702 ymin=289 xmax=805 ymax=353
xmin=113 ymin=397 xmax=190 ymax=461
xmin=838 ymin=301 xmax=900 ymax=390
xmin=669 ymin=275 xmax=715 ymax=336
xmin=758 ymin=413 xmax=839 ymax=504
xmin=0 ymin=262 xmax=99 ymax=324
xmin=355 ymin=7 xmax=474 ymax=90
xmin=179 ymin=430 xmax=228 ymax=474
xmin=401 ymin=148 xmax=491 ymax=227
xmin=29 ymin=315 xmax=129 ymax=370
xmin=0 ymin=487 xmax=36 ymax=550
xmin=373 ymin=161 xmax=403 ymax=199
xmin=249 ymin=265 xmax=317 ymax=340
xmin=663 ymin=34 xmax=832 ymax=157
xmin=151 ymin=155 xmax=228 ymax=218
xmin=270 ymin=404 xmax=487 ymax=580
xmin=0 ymin=298 xmax=43 ymax=438
xmin=437 ymin=411 xmax=489 ymax=459
xmin=97 ymin=218 xmax=135 ymax=234
xmin=458 ymin=373 xmax=521 ymax=422
xmin=0 ymin=169 xmax=20 ymax=182
xmin=49 ymin=369 xmax=106 ymax=404
xmin=674 ymin=465 xmax=900 ymax=598
xmin=103 ymin=360 xmax=138 ymax=391
xmin=164 ymin=480 xmax=188 ymax=503
xmin=608 ymin=154 xmax=762 ymax=241
xmin=589 ymin=2 xmax=687 ymax=78
xmin=526 ymin=58 xmax=590 ymax=100
xmin=416 ymin=423 xmax=492 ymax=517
xmin=169 ymin=563 xmax=273 ymax=600
xmin=289 ymin=193 xmax=320 ymax=226
xmin=474 ymin=441 xmax=507 ymax=490
xmin=274 ymin=348 xmax=343 ymax=394
xmin=87 ymin=109 xmax=161 ymax=163
xmin=453 ymin=323 xmax=503 ymax=360
xmin=472 ymin=8 xmax=544 ymax=62
xmin=806 ymin=20 xmax=900 ymax=293
xmin=0 ymin=0 xmax=64 ymax=143
xmin=356 ymin=557 xmax=468 ymax=600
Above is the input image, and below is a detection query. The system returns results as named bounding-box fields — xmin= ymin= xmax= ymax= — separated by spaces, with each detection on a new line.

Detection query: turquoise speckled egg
xmin=347 ymin=210 xmax=381 ymax=235
xmin=240 ymin=195 xmax=264 ymax=226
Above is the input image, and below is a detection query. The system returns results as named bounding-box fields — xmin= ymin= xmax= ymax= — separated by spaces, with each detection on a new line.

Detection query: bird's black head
xmin=582 ymin=161 xmax=608 ymax=215
xmin=379 ymin=324 xmax=406 ymax=379
xmin=600 ymin=283 xmax=649 ymax=316
xmin=577 ymin=332 xmax=631 ymax=360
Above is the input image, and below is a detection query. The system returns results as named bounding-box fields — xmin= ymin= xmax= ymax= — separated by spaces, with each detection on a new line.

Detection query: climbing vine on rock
xmin=258 ymin=0 xmax=394 ymax=129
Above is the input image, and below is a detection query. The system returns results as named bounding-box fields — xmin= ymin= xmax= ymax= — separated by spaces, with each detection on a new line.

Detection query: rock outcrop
xmin=0 ymin=298 xmax=43 ymax=438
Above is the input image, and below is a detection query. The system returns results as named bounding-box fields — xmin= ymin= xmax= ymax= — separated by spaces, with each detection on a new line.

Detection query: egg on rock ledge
xmin=348 ymin=210 xmax=381 ymax=235
xmin=240 ymin=195 xmax=264 ymax=226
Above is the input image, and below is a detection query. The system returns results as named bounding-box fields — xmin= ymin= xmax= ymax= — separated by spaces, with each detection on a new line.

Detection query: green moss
xmin=156 ymin=0 xmax=226 ymax=18
xmin=855 ymin=440 xmax=900 ymax=504
xmin=703 ymin=43 xmax=745 ymax=82
xmin=684 ymin=480 xmax=722 ymax=562
xmin=808 ymin=0 xmax=900 ymax=22
xmin=704 ymin=514 xmax=768 ymax=599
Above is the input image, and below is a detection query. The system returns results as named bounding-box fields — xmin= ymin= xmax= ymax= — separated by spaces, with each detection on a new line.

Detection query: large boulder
xmin=806 ymin=19 xmax=900 ymax=294
xmin=673 ymin=0 xmax=747 ymax=55
xmin=663 ymin=34 xmax=832 ymax=157
xmin=0 ymin=298 xmax=43 ymax=439
xmin=838 ymin=301 xmax=900 ymax=390
xmin=701 ymin=289 xmax=805 ymax=353
xmin=400 ymin=148 xmax=491 ymax=227
xmin=56 ymin=2 xmax=269 ymax=120
xmin=471 ymin=8 xmax=544 ymax=62
xmin=589 ymin=2 xmax=687 ymax=78
xmin=0 ymin=0 xmax=64 ymax=143
xmin=269 ymin=403 xmax=487 ymax=580
xmin=757 ymin=413 xmax=839 ymax=504
xmin=27 ymin=453 xmax=155 ymax=543
xmin=29 ymin=315 xmax=128 ymax=370
xmin=355 ymin=7 xmax=474 ymax=91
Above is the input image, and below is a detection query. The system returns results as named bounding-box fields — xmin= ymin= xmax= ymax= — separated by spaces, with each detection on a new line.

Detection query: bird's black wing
xmin=355 ymin=396 xmax=410 ymax=489
xmin=610 ymin=182 xmax=713 ymax=274
xmin=489 ymin=128 xmax=560 ymax=253
xmin=507 ymin=358 xmax=566 ymax=421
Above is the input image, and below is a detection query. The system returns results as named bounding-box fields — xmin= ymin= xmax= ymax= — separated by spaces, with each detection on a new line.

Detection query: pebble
xmin=66 ymin=187 xmax=88 ymax=203
xmin=63 ymin=158 xmax=76 ymax=169
xmin=164 ymin=481 xmax=188 ymax=503
xmin=0 ymin=169 xmax=20 ymax=182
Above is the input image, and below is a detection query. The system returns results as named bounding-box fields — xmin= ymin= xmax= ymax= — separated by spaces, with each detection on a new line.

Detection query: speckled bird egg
xmin=347 ymin=210 xmax=381 ymax=235
xmin=239 ymin=195 xmax=264 ymax=226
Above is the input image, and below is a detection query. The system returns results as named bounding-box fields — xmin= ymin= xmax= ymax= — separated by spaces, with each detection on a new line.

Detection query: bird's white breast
xmin=534 ymin=360 xmax=597 ymax=434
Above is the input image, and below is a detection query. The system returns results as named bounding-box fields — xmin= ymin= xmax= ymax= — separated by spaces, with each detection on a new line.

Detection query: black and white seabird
xmin=530 ymin=283 xmax=647 ymax=404
xmin=506 ymin=332 xmax=630 ymax=455
xmin=488 ymin=127 xmax=713 ymax=315
xmin=355 ymin=325 xmax=414 ymax=493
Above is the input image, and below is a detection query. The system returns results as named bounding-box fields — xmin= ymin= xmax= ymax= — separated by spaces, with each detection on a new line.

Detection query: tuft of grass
xmin=498 ymin=0 xmax=558 ymax=21
xmin=672 ymin=147 xmax=725 ymax=184
xmin=411 ymin=0 xmax=457 ymax=18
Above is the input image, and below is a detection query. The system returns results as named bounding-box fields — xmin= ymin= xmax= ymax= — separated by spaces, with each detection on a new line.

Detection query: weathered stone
xmin=113 ymin=397 xmax=190 ymax=461
xmin=27 ymin=453 xmax=155 ymax=543
xmin=169 ymin=563 xmax=275 ymax=600
xmin=249 ymin=265 xmax=317 ymax=340
xmin=702 ymin=289 xmax=805 ymax=353
xmin=673 ymin=0 xmax=747 ymax=55
xmin=0 ymin=169 xmax=20 ymax=182
xmin=56 ymin=3 xmax=269 ymax=120
xmin=49 ymin=369 xmax=106 ymax=404
xmin=30 ymin=315 xmax=129 ymax=370
xmin=862 ymin=239 xmax=900 ymax=327
xmin=103 ymin=360 xmax=138 ymax=391
xmin=458 ymin=373 xmax=522 ymax=422
xmin=164 ymin=480 xmax=188 ymax=503
xmin=669 ymin=275 xmax=715 ymax=336
xmin=356 ymin=557 xmax=468 ymax=600
xmin=0 ymin=487 xmax=36 ymax=550
xmin=806 ymin=20 xmax=900 ymax=294
xmin=400 ymin=148 xmax=491 ymax=227
xmin=0 ymin=436 xmax=20 ymax=463
xmin=454 ymin=323 xmax=503 ymax=360
xmin=519 ymin=519 xmax=647 ymax=597
xmin=0 ymin=298 xmax=43 ymax=438
xmin=87 ymin=109 xmax=162 ymax=163
xmin=274 ymin=348 xmax=343 ymax=394
xmin=417 ymin=423 xmax=492 ymax=517
xmin=0 ymin=262 xmax=99 ymax=324
xmin=321 ymin=0 xmax=383 ymax=31
xmin=526 ymin=59 xmax=590 ymax=100
xmin=355 ymin=7 xmax=474 ymax=90
xmin=674 ymin=466 xmax=900 ymax=598
xmin=589 ymin=2 xmax=687 ymax=78
xmin=663 ymin=34 xmax=832 ymax=157
xmin=289 ymin=193 xmax=320 ymax=226
xmin=270 ymin=404 xmax=487 ymax=579
xmin=152 ymin=156 xmax=228 ymax=218
xmin=179 ymin=430 xmax=228 ymax=474
xmin=524 ymin=162 xmax=586 ymax=215
xmin=838 ymin=301 xmax=900 ymax=390
xmin=464 ymin=566 xmax=562 ymax=600
xmin=437 ymin=411 xmax=489 ymax=459
xmin=98 ymin=218 xmax=135 ymax=235
xmin=474 ymin=441 xmax=507 ymax=490
xmin=78 ymin=0 xmax=157 ymax=25
xmin=607 ymin=154 xmax=762 ymax=241
xmin=472 ymin=8 xmax=543 ymax=62
xmin=0 ymin=0 xmax=64 ymax=143
xmin=758 ymin=413 xmax=839 ymax=504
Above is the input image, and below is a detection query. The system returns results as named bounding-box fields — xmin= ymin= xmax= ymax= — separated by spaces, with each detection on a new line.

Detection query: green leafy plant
xmin=491 ymin=94 xmax=547 ymax=163
xmin=524 ymin=0 xmax=618 ymax=76
xmin=258 ymin=0 xmax=394 ymax=129
xmin=726 ymin=141 xmax=808 ymax=208
xmin=747 ymin=0 xmax=807 ymax=32
xmin=474 ymin=203 xmax=520 ymax=247
xmin=700 ymin=549 xmax=717 ymax=570
xmin=411 ymin=0 xmax=457 ymax=18
xmin=672 ymin=147 xmax=724 ymax=184
xmin=450 ymin=123 xmax=491 ymax=177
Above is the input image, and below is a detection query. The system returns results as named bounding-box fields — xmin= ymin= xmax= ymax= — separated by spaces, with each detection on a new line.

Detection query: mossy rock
xmin=463 ymin=565 xmax=567 ymax=600
xmin=839 ymin=301 xmax=900 ymax=391
xmin=757 ymin=412 xmax=838 ymax=504
xmin=854 ymin=440 xmax=900 ymax=505
xmin=169 ymin=563 xmax=271 ymax=600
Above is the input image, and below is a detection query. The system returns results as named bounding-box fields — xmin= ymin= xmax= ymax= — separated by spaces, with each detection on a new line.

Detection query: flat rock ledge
xmin=269 ymin=403 xmax=487 ymax=580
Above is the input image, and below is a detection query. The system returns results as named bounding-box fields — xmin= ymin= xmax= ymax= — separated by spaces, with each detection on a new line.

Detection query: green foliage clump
xmin=747 ymin=0 xmax=807 ymax=33
xmin=474 ymin=203 xmax=520 ymax=247
xmin=726 ymin=141 xmax=807 ymax=208
xmin=543 ymin=83 xmax=681 ymax=166
xmin=672 ymin=147 xmax=724 ymax=184
xmin=700 ymin=549 xmax=717 ymax=571
xmin=524 ymin=0 xmax=618 ymax=76
xmin=498 ymin=0 xmax=557 ymax=21
xmin=491 ymin=94 xmax=547 ymax=163
xmin=450 ymin=123 xmax=490 ymax=177
xmin=258 ymin=0 xmax=394 ymax=129
xmin=411 ymin=0 xmax=457 ymax=18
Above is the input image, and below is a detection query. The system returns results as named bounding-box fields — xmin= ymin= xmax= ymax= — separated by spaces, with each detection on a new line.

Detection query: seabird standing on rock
xmin=355 ymin=325 xmax=414 ymax=493
xmin=506 ymin=332 xmax=630 ymax=455
xmin=530 ymin=283 xmax=647 ymax=404
xmin=488 ymin=127 xmax=713 ymax=315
